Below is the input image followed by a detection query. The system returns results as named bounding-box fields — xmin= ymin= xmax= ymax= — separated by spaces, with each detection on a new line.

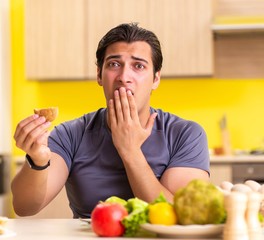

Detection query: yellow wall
xmin=11 ymin=0 xmax=264 ymax=156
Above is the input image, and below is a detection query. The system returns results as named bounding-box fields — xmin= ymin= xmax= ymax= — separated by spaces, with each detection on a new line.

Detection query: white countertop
xmin=2 ymin=219 xmax=224 ymax=240
xmin=210 ymin=155 xmax=264 ymax=163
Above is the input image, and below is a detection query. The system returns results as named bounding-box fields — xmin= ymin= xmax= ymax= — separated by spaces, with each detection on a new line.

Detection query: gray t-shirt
xmin=49 ymin=108 xmax=209 ymax=218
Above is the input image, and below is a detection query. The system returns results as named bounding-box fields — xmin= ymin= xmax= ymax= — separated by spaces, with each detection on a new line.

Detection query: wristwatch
xmin=26 ymin=154 xmax=50 ymax=171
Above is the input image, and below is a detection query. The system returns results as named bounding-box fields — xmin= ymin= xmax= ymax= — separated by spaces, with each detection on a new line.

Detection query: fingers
xmin=114 ymin=87 xmax=137 ymax=121
xmin=107 ymin=99 xmax=117 ymax=128
xmin=114 ymin=89 xmax=124 ymax=122
xmin=126 ymin=90 xmax=138 ymax=121
xmin=14 ymin=114 xmax=51 ymax=152
xmin=108 ymin=87 xmax=134 ymax=125
xmin=30 ymin=130 xmax=50 ymax=153
xmin=13 ymin=114 xmax=39 ymax=139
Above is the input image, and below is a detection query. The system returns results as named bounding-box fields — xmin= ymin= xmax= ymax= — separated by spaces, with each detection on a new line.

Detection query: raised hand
xmin=14 ymin=114 xmax=51 ymax=163
xmin=107 ymin=87 xmax=157 ymax=158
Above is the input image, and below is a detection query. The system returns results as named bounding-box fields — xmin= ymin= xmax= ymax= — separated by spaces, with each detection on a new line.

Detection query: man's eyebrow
xmin=132 ymin=56 xmax=149 ymax=64
xmin=105 ymin=55 xmax=149 ymax=64
xmin=105 ymin=55 xmax=121 ymax=61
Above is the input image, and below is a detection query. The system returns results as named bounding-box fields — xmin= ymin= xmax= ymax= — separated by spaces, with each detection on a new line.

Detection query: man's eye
xmin=135 ymin=63 xmax=145 ymax=69
xmin=109 ymin=62 xmax=119 ymax=68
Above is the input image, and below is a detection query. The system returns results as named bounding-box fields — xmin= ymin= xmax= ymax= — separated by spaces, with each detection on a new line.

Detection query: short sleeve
xmin=167 ymin=121 xmax=210 ymax=174
xmin=48 ymin=117 xmax=86 ymax=170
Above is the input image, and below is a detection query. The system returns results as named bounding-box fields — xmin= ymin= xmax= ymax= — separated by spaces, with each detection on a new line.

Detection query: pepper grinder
xmin=223 ymin=192 xmax=249 ymax=240
xmin=246 ymin=192 xmax=262 ymax=240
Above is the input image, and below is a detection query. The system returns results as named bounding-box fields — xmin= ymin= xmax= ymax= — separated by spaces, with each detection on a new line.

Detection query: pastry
xmin=34 ymin=107 xmax=58 ymax=122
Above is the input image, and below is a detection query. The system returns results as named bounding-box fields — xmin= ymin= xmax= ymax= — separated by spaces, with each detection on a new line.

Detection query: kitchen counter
xmin=2 ymin=219 xmax=224 ymax=240
xmin=210 ymin=155 xmax=264 ymax=163
xmin=210 ymin=155 xmax=264 ymax=185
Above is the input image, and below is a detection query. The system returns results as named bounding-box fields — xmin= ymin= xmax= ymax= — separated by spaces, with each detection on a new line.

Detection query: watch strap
xmin=26 ymin=154 xmax=50 ymax=170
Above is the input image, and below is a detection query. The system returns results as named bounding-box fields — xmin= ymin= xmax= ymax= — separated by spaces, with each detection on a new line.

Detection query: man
xmin=12 ymin=23 xmax=209 ymax=218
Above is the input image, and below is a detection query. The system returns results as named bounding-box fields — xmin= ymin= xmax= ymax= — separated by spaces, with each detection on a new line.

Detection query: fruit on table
xmin=174 ymin=179 xmax=226 ymax=225
xmin=148 ymin=202 xmax=177 ymax=225
xmin=93 ymin=196 xmax=149 ymax=237
xmin=91 ymin=202 xmax=128 ymax=237
xmin=105 ymin=196 xmax=127 ymax=206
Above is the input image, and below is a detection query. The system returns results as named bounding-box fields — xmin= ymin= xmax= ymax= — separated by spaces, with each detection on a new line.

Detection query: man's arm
xmin=108 ymin=87 xmax=209 ymax=203
xmin=114 ymin=148 xmax=209 ymax=203
xmin=11 ymin=152 xmax=68 ymax=216
xmin=11 ymin=115 xmax=69 ymax=216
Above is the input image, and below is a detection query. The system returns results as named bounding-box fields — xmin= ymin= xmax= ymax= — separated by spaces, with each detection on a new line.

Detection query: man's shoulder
xmin=152 ymin=108 xmax=204 ymax=133
xmin=55 ymin=108 xmax=106 ymax=133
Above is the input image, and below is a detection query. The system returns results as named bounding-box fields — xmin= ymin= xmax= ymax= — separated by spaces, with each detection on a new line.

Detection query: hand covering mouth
xmin=115 ymin=87 xmax=134 ymax=95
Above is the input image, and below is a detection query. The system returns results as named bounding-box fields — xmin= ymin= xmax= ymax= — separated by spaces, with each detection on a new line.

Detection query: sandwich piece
xmin=34 ymin=107 xmax=58 ymax=122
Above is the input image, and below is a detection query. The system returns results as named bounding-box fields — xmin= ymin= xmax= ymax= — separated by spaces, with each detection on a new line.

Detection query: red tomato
xmin=91 ymin=202 xmax=128 ymax=237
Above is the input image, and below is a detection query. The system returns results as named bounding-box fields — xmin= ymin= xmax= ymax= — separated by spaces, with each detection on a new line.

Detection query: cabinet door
xmin=210 ymin=164 xmax=232 ymax=186
xmin=25 ymin=0 xmax=213 ymax=79
xmin=25 ymin=0 xmax=87 ymax=79
xmin=86 ymin=0 xmax=213 ymax=79
xmin=150 ymin=0 xmax=213 ymax=77
xmin=85 ymin=0 xmax=152 ymax=79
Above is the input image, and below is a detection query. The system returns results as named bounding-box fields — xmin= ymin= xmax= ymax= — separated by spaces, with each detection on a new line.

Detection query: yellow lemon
xmin=148 ymin=202 xmax=177 ymax=225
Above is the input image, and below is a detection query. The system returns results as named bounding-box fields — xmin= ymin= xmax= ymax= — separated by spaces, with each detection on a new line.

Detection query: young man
xmin=12 ymin=23 xmax=210 ymax=218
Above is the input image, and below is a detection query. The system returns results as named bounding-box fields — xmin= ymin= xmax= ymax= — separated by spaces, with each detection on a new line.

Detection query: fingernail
xmin=44 ymin=121 xmax=51 ymax=126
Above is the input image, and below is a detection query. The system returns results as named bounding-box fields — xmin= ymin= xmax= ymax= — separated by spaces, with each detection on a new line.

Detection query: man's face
xmin=97 ymin=41 xmax=160 ymax=114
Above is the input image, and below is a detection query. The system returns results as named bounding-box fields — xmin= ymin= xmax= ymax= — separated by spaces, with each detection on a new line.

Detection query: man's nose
xmin=117 ymin=66 xmax=132 ymax=83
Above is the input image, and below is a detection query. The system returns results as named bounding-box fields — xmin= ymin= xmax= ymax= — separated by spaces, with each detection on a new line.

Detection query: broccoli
xmin=174 ymin=179 xmax=226 ymax=225
xmin=122 ymin=198 xmax=149 ymax=237
xmin=104 ymin=196 xmax=150 ymax=237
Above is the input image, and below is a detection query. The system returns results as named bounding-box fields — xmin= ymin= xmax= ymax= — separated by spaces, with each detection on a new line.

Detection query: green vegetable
xmin=174 ymin=179 xmax=227 ymax=225
xmin=105 ymin=196 xmax=127 ymax=206
xmin=151 ymin=192 xmax=167 ymax=204
xmin=103 ymin=194 xmax=169 ymax=237
xmin=122 ymin=198 xmax=149 ymax=237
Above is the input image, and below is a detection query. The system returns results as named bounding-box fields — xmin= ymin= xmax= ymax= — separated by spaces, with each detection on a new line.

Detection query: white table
xmin=1 ymin=219 xmax=233 ymax=240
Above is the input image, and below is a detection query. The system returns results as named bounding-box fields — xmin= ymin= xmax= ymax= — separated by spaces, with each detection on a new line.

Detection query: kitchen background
xmin=1 ymin=0 xmax=264 ymax=217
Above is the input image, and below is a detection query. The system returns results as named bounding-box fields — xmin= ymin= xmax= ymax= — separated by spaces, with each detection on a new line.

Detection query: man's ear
xmin=97 ymin=67 xmax=102 ymax=86
xmin=152 ymin=71 xmax=161 ymax=90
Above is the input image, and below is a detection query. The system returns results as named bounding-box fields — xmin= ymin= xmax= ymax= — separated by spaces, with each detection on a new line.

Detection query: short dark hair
xmin=96 ymin=23 xmax=163 ymax=78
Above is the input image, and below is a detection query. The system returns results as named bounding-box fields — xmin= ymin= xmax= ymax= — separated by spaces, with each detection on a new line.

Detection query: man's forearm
xmin=120 ymin=149 xmax=174 ymax=203
xmin=11 ymin=163 xmax=49 ymax=216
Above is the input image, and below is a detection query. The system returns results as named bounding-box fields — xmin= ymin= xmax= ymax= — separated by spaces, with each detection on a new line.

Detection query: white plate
xmin=140 ymin=223 xmax=224 ymax=239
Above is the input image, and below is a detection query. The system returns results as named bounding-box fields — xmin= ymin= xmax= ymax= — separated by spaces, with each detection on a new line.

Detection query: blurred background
xmin=1 ymin=0 xmax=264 ymax=217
